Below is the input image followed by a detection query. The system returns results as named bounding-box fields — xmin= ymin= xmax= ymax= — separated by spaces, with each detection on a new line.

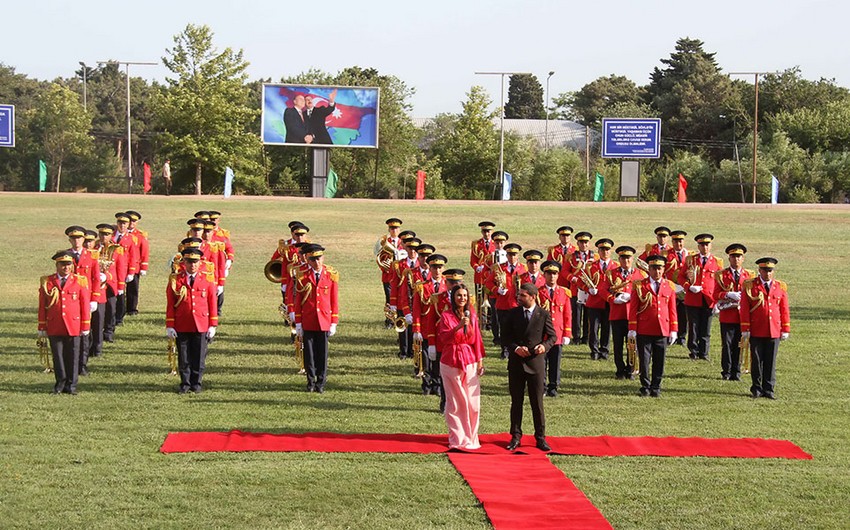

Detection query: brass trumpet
xmin=295 ymin=333 xmax=305 ymax=374
xmin=412 ymin=334 xmax=424 ymax=378
xmin=167 ymin=338 xmax=178 ymax=375
xmin=627 ymin=336 xmax=638 ymax=374
xmin=393 ymin=315 xmax=408 ymax=333
xmin=37 ymin=336 xmax=52 ymax=373
xmin=740 ymin=334 xmax=751 ymax=374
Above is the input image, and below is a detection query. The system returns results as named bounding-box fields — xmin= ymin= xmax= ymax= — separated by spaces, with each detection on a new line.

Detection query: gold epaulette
xmin=716 ymin=257 xmax=725 ymax=269
xmin=326 ymin=265 xmax=340 ymax=283
xmin=777 ymin=279 xmax=787 ymax=291
xmin=278 ymin=239 xmax=288 ymax=254
xmin=745 ymin=269 xmax=756 ymax=278
xmin=205 ymin=271 xmax=216 ymax=284
xmin=666 ymin=279 xmax=677 ymax=290
xmin=645 ymin=243 xmax=653 ymax=254
xmin=471 ymin=240 xmax=478 ymax=249
xmin=114 ymin=245 xmax=124 ymax=255
xmin=742 ymin=278 xmax=756 ymax=288
xmin=75 ymin=274 xmax=89 ymax=288
xmin=40 ymin=275 xmax=51 ymax=291
xmin=138 ymin=229 xmax=148 ymax=238
xmin=219 ymin=228 xmax=230 ymax=238
xmin=414 ymin=280 xmax=424 ymax=294
xmin=560 ymin=286 xmax=572 ymax=298
xmin=90 ymin=249 xmax=101 ymax=260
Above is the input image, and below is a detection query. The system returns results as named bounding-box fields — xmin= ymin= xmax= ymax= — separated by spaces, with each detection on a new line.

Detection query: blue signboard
xmin=0 ymin=104 xmax=14 ymax=148
xmin=602 ymin=118 xmax=661 ymax=158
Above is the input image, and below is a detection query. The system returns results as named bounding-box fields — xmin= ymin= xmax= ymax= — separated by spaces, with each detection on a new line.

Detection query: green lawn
xmin=1 ymin=193 xmax=848 ymax=529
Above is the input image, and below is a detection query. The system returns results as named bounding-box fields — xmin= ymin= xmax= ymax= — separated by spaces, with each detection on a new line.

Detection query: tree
xmin=154 ymin=24 xmax=262 ymax=195
xmin=28 ymin=83 xmax=93 ymax=191
xmin=505 ymin=74 xmax=545 ymax=119
xmin=555 ymin=75 xmax=645 ymax=126
xmin=0 ymin=64 xmax=43 ymax=190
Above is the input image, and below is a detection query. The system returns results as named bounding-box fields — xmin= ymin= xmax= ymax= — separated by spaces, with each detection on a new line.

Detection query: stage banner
xmin=262 ymin=84 xmax=379 ymax=148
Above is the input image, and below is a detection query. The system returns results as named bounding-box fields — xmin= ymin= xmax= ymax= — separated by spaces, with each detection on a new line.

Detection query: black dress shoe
xmin=639 ymin=388 xmax=650 ymax=397
xmin=506 ymin=438 xmax=521 ymax=451
xmin=730 ymin=375 xmax=741 ymax=382
xmin=178 ymin=387 xmax=189 ymax=394
xmin=536 ymin=438 xmax=551 ymax=451
xmin=722 ymin=374 xmax=730 ymax=380
xmin=316 ymin=387 xmax=324 ymax=394
xmin=649 ymin=389 xmax=661 ymax=398
xmin=64 ymin=389 xmax=78 ymax=395
xmin=51 ymin=389 xmax=61 ymax=395
xmin=79 ymin=367 xmax=89 ymax=376
xmin=191 ymin=386 xmax=202 ymax=394
xmin=545 ymin=388 xmax=557 ymax=397
xmin=763 ymin=391 xmax=776 ymax=400
xmin=590 ymin=353 xmax=599 ymax=360
xmin=751 ymin=389 xmax=763 ymax=399
xmin=306 ymin=385 xmax=316 ymax=393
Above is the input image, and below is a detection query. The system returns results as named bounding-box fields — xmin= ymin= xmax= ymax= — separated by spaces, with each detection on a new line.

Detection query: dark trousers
xmin=103 ymin=292 xmax=117 ymax=340
xmin=750 ymin=337 xmax=779 ymax=394
xmin=489 ymin=298 xmax=500 ymax=342
xmin=676 ymin=298 xmax=688 ymax=343
xmin=611 ymin=319 xmax=631 ymax=376
xmin=89 ymin=302 xmax=106 ymax=357
xmin=126 ymin=274 xmax=140 ymax=313
xmin=397 ymin=310 xmax=411 ymax=358
xmin=586 ymin=305 xmax=610 ymax=358
xmin=177 ymin=331 xmax=208 ymax=390
xmin=382 ymin=282 xmax=392 ymax=326
xmin=217 ymin=291 xmax=224 ymax=315
xmin=544 ymin=344 xmax=562 ymax=391
xmin=508 ymin=356 xmax=546 ymax=439
xmin=419 ymin=339 xmax=433 ymax=392
xmin=637 ymin=335 xmax=667 ymax=392
xmin=496 ymin=309 xmax=510 ymax=356
xmin=426 ymin=348 xmax=444 ymax=398
xmin=50 ymin=335 xmax=80 ymax=393
xmin=686 ymin=304 xmax=713 ymax=359
xmin=571 ymin=297 xmax=584 ymax=342
xmin=720 ymin=322 xmax=742 ymax=378
xmin=303 ymin=329 xmax=329 ymax=390
xmin=115 ymin=292 xmax=126 ymax=324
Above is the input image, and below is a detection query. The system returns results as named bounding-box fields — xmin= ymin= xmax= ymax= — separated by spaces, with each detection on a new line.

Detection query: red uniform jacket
xmin=400 ymin=266 xmax=429 ymax=316
xmin=270 ymin=239 xmax=300 ymax=286
xmin=583 ymin=259 xmax=615 ymax=309
xmin=165 ymin=272 xmax=218 ymax=333
xmin=739 ymin=278 xmax=790 ymax=338
xmin=38 ymin=274 xmax=91 ymax=336
xmin=98 ymin=243 xmax=127 ymax=295
xmin=679 ymin=253 xmax=723 ymax=308
xmin=377 ymin=235 xmax=404 ymax=283
xmin=628 ymin=277 xmax=678 ymax=337
xmin=200 ymin=241 xmax=227 ymax=287
xmin=114 ymin=231 xmax=140 ymax=275
xmin=212 ymin=227 xmax=235 ymax=262
xmin=557 ymin=250 xmax=596 ymax=295
xmin=389 ymin=258 xmax=416 ymax=308
xmin=412 ymin=277 xmax=444 ymax=346
xmin=604 ymin=267 xmax=646 ymax=321
xmin=520 ymin=271 xmax=547 ymax=290
xmin=639 ymin=243 xmax=672 ymax=262
xmin=484 ymin=262 xmax=527 ymax=311
xmin=294 ymin=266 xmax=340 ymax=332
xmin=70 ymin=248 xmax=102 ymax=301
xmin=713 ymin=268 xmax=754 ymax=324
xmin=665 ymin=248 xmax=691 ymax=282
xmin=547 ymin=243 xmax=577 ymax=267
xmin=538 ymin=284 xmax=573 ymax=342
xmin=130 ymin=228 xmax=150 ymax=272
xmin=470 ymin=238 xmax=496 ymax=284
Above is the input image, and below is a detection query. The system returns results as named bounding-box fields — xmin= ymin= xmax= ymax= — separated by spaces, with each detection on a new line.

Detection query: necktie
xmin=60 ymin=276 xmax=67 ymax=288
xmin=653 ymin=281 xmax=659 ymax=294
xmin=509 ymin=265 xmax=514 ymax=274
xmin=531 ymin=274 xmax=536 ymax=284
xmin=525 ymin=309 xmax=532 ymax=322
xmin=733 ymin=269 xmax=740 ymax=285
xmin=434 ymin=281 xmax=439 ymax=292
xmin=702 ymin=256 xmax=707 ymax=268
xmin=601 ymin=261 xmax=608 ymax=271
xmin=116 ymin=233 xmax=123 ymax=243
xmin=307 ymin=109 xmax=312 ymax=117
xmin=73 ymin=251 xmax=80 ymax=264
xmin=315 ymin=272 xmax=321 ymax=284
xmin=549 ymin=287 xmax=554 ymax=299
xmin=678 ymin=251 xmax=683 ymax=262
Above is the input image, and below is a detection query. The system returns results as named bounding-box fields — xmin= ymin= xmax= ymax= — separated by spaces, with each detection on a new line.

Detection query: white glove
xmin=90 ymin=301 xmax=98 ymax=312
xmin=225 ymin=259 xmax=232 ymax=272
xmin=38 ymin=330 xmax=47 ymax=338
xmin=427 ymin=345 xmax=437 ymax=361
xmin=674 ymin=284 xmax=685 ymax=294
xmin=126 ymin=274 xmax=135 ymax=282
xmin=166 ymin=327 xmax=177 ymax=339
xmin=289 ymin=312 xmax=295 ymax=322
xmin=627 ymin=330 xmax=637 ymax=340
xmin=280 ymin=283 xmax=287 ymax=293
xmin=405 ymin=313 xmax=413 ymax=325
xmin=712 ymin=306 xmax=721 ymax=316
xmin=741 ymin=331 xmax=750 ymax=341
xmin=497 ymin=287 xmax=508 ymax=295
xmin=118 ymin=290 xmax=124 ymax=296
xmin=589 ymin=287 xmax=598 ymax=296
xmin=329 ymin=323 xmax=337 ymax=337
xmin=217 ymin=286 xmax=224 ymax=295
xmin=81 ymin=330 xmax=90 ymax=336
xmin=295 ymin=323 xmax=303 ymax=337
xmin=139 ymin=270 xmax=147 ymax=277
xmin=413 ymin=332 xmax=423 ymax=342
xmin=613 ymin=296 xmax=626 ymax=305
xmin=206 ymin=326 xmax=216 ymax=339
xmin=669 ymin=331 xmax=678 ymax=344
xmin=224 ymin=268 xmax=230 ymax=278
xmin=389 ymin=305 xmax=397 ymax=313
xmin=780 ymin=332 xmax=789 ymax=341
xmin=727 ymin=291 xmax=741 ymax=301
xmin=562 ymin=337 xmax=570 ymax=346
xmin=475 ymin=265 xmax=484 ymax=273
xmin=619 ymin=292 xmax=631 ymax=302
xmin=100 ymin=273 xmax=107 ymax=282
xmin=689 ymin=285 xmax=703 ymax=293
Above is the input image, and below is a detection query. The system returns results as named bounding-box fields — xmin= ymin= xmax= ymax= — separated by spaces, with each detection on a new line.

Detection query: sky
xmin=4 ymin=0 xmax=849 ymax=117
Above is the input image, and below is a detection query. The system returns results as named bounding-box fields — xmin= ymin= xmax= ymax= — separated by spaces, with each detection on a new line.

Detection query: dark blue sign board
xmin=0 ymin=104 xmax=14 ymax=147
xmin=602 ymin=118 xmax=661 ymax=158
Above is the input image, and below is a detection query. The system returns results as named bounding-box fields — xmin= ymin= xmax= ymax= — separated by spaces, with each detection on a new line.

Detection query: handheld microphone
xmin=463 ymin=310 xmax=470 ymax=334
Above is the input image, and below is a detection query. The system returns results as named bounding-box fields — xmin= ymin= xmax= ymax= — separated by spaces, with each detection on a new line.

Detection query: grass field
xmin=1 ymin=193 xmax=849 ymax=529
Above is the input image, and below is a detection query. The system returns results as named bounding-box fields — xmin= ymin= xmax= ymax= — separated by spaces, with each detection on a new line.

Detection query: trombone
xmin=37 ymin=336 xmax=52 ymax=373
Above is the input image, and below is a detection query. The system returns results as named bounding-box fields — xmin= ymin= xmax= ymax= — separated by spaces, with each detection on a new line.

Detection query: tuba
xmin=264 ymin=260 xmax=284 ymax=283
xmin=374 ymin=237 xmax=397 ymax=272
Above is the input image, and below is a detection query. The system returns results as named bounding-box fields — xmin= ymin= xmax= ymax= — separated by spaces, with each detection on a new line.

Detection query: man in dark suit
xmin=283 ymin=94 xmax=312 ymax=144
xmin=305 ymin=89 xmax=337 ymax=145
xmin=502 ymin=283 xmax=557 ymax=451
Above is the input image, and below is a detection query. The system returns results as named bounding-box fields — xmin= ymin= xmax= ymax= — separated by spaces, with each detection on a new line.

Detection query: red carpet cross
xmin=161 ymin=431 xmax=812 ymax=529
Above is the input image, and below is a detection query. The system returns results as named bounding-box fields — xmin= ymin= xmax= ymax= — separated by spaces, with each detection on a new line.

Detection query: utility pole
xmin=729 ymin=71 xmax=776 ymax=203
xmin=545 ymin=71 xmax=554 ymax=150
xmin=474 ymin=71 xmax=530 ymax=199
xmin=97 ymin=60 xmax=157 ymax=193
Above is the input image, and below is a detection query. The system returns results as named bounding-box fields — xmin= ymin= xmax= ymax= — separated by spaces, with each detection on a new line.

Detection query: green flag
xmin=324 ymin=167 xmax=339 ymax=198
xmin=38 ymin=160 xmax=47 ymax=192
xmin=593 ymin=172 xmax=604 ymax=201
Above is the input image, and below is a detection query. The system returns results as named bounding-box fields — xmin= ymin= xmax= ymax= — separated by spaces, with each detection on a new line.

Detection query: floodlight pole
xmin=98 ymin=60 xmax=157 ymax=193
xmin=545 ymin=71 xmax=554 ymax=150
xmin=730 ymin=71 xmax=775 ymax=203
xmin=79 ymin=62 xmax=88 ymax=111
xmin=475 ymin=71 xmax=530 ymax=199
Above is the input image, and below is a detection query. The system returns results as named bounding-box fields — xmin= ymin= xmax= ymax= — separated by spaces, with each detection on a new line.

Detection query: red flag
xmin=677 ymin=173 xmax=688 ymax=203
xmin=415 ymin=170 xmax=426 ymax=200
xmin=143 ymin=162 xmax=152 ymax=193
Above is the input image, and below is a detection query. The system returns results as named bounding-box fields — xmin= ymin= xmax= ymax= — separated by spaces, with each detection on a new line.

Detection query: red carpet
xmin=160 ymin=431 xmax=812 ymax=460
xmin=449 ymin=453 xmax=612 ymax=530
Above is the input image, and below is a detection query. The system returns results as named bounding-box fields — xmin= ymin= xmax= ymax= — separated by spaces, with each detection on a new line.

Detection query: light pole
xmin=97 ymin=60 xmax=157 ymax=193
xmin=729 ymin=71 xmax=776 ymax=203
xmin=545 ymin=71 xmax=554 ymax=150
xmin=474 ymin=71 xmax=530 ymax=199
xmin=79 ymin=62 xmax=88 ymax=111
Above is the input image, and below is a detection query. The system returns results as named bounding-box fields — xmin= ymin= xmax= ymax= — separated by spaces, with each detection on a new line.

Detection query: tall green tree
xmin=505 ymin=74 xmax=545 ymax=119
xmin=154 ymin=24 xmax=262 ymax=195
xmin=554 ymin=74 xmax=645 ymax=126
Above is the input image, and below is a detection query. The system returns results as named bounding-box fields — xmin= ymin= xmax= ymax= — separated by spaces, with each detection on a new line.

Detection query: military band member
xmin=391 ymin=236 xmax=420 ymax=359
xmin=668 ymin=230 xmax=690 ymax=345
xmin=482 ymin=230 xmax=509 ymax=343
xmin=113 ymin=213 xmax=139 ymax=325
xmin=125 ymin=210 xmax=148 ymax=316
xmin=539 ymin=261 xmax=572 ymax=397
xmin=200 ymin=220 xmax=228 ymax=314
xmin=432 ymin=268 xmax=466 ymax=413
xmin=377 ymin=218 xmax=404 ymax=328
xmin=470 ymin=221 xmax=496 ymax=328
xmin=401 ymin=243 xmax=435 ymax=324
xmin=166 ymin=248 xmax=218 ymax=394
xmin=294 ymin=244 xmax=340 ymax=393
xmin=679 ymin=233 xmax=723 ymax=360
xmin=521 ymin=249 xmax=546 ymax=288
xmin=558 ymin=231 xmax=595 ymax=344
xmin=584 ymin=238 xmax=615 ymax=360
xmin=605 ymin=246 xmax=646 ymax=379
xmin=65 ymin=226 xmax=100 ymax=375
xmin=96 ymin=224 xmax=126 ymax=344
xmin=628 ymin=255 xmax=678 ymax=397
xmin=208 ymin=210 xmax=235 ymax=276
xmin=413 ymin=253 xmax=447 ymax=396
xmin=39 ymin=251 xmax=91 ymax=394
xmin=740 ymin=257 xmax=790 ymax=399
xmin=82 ymin=229 xmax=104 ymax=364
xmin=638 ymin=226 xmax=672 ymax=262
xmin=485 ymin=242 xmax=527 ymax=358
xmin=270 ymin=223 xmax=310 ymax=304
xmin=547 ymin=226 xmax=576 ymax=266
xmin=713 ymin=244 xmax=753 ymax=381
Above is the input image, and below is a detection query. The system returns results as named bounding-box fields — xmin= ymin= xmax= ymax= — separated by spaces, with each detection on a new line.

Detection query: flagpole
xmin=730 ymin=71 xmax=777 ymax=203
